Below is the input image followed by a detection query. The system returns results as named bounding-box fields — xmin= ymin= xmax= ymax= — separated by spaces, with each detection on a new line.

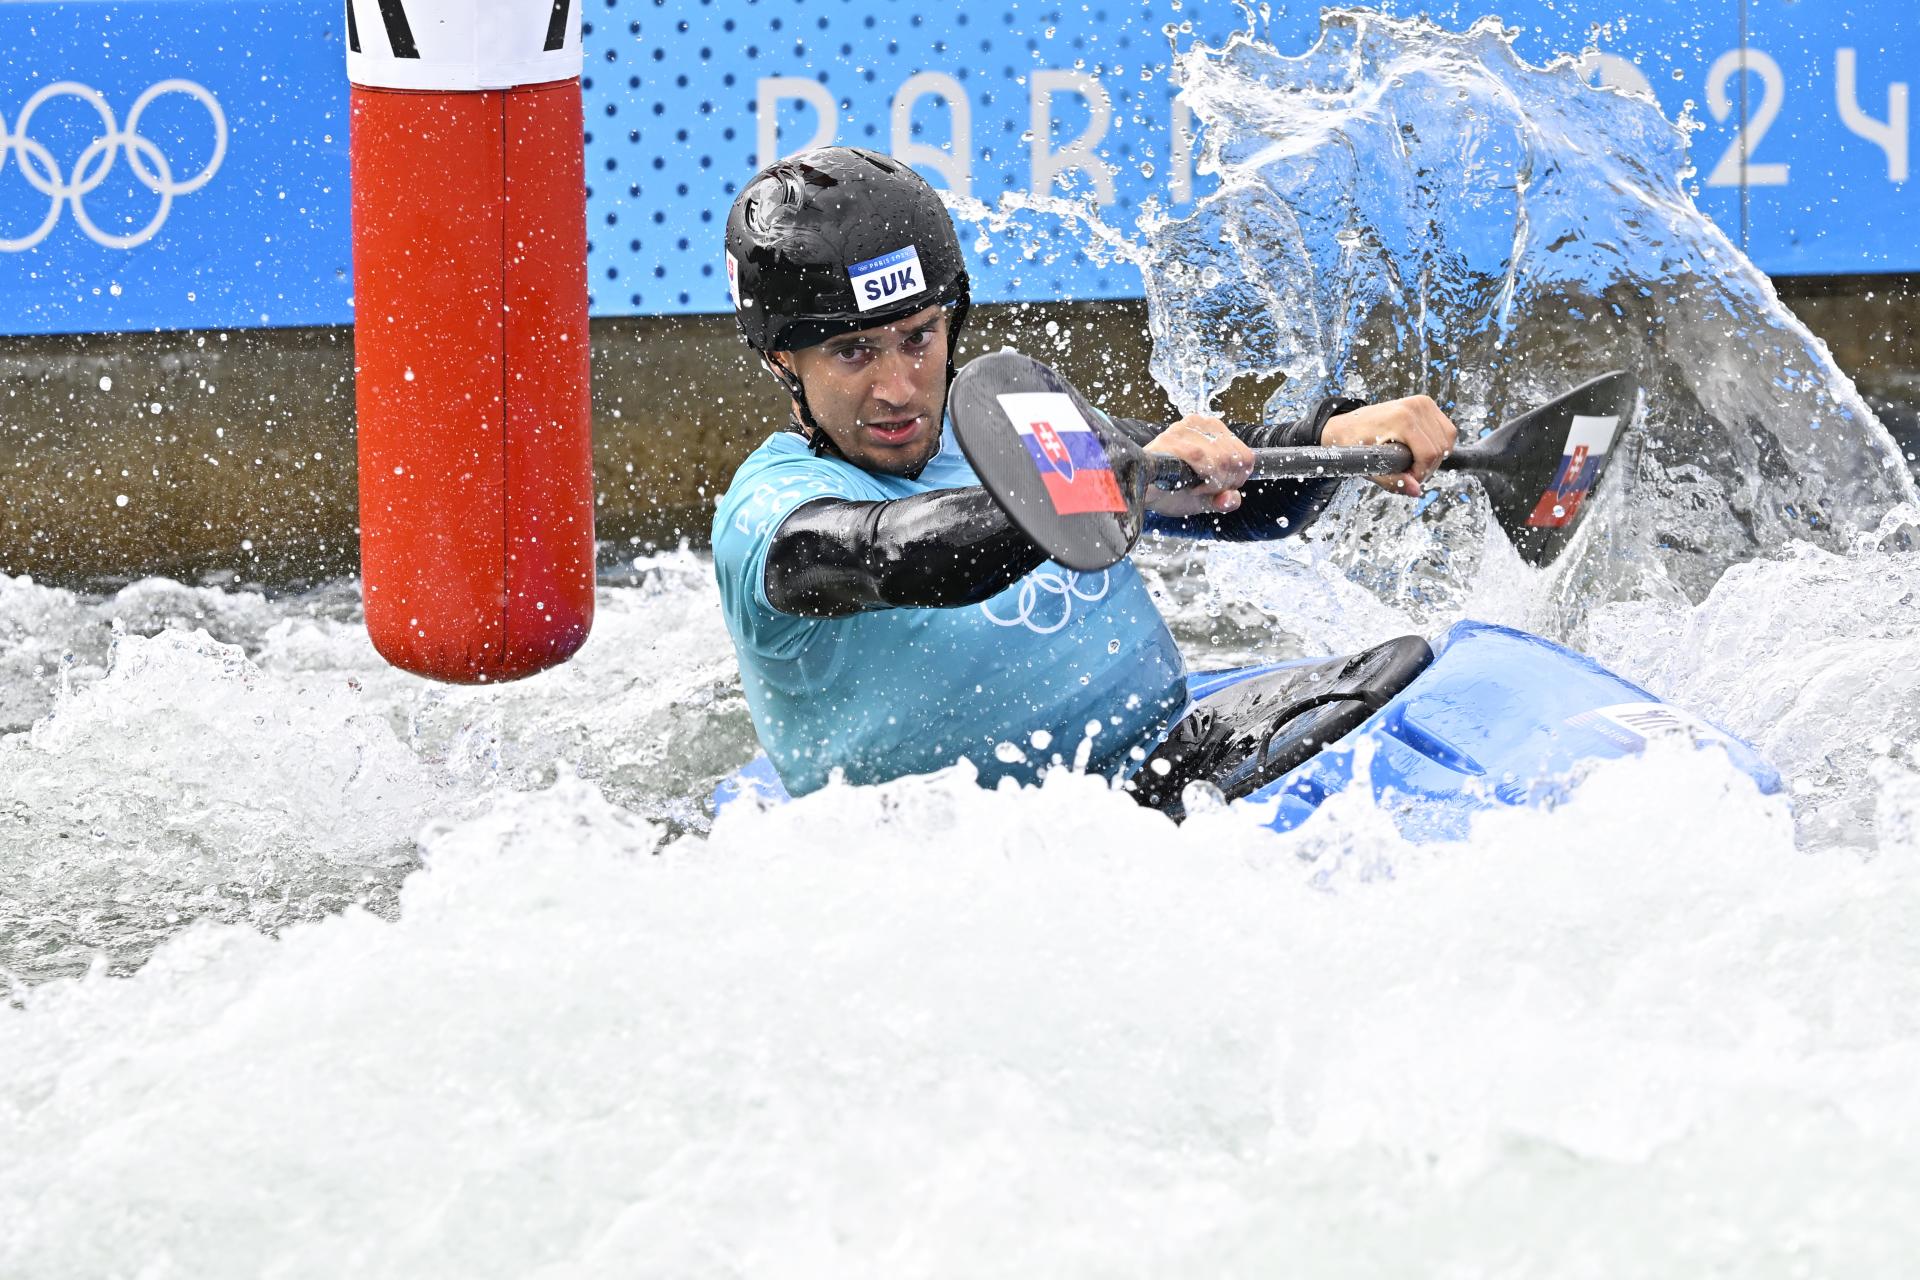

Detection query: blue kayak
xmin=713 ymin=620 xmax=1780 ymax=839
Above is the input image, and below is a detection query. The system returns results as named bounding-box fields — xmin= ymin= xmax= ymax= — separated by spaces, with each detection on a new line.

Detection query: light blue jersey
xmin=712 ymin=421 xmax=1187 ymax=796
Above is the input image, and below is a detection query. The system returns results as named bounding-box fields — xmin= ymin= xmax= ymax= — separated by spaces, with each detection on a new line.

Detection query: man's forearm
xmin=765 ymin=490 xmax=1047 ymax=618
xmin=1115 ymin=395 xmax=1368 ymax=542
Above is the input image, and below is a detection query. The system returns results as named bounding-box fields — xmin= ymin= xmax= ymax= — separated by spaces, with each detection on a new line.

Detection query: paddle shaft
xmin=1146 ymin=441 xmax=1496 ymax=489
xmin=949 ymin=349 xmax=1634 ymax=571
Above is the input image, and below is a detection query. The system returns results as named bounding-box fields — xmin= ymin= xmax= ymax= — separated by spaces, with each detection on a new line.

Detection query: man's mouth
xmin=863 ymin=415 xmax=925 ymax=445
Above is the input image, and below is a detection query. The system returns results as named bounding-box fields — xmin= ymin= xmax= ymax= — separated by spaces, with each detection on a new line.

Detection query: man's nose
xmin=868 ymin=346 xmax=922 ymax=406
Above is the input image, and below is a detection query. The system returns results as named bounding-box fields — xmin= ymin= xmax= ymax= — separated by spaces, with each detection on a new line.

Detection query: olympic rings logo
xmin=980 ymin=568 xmax=1110 ymax=635
xmin=1 ymin=79 xmax=227 ymax=252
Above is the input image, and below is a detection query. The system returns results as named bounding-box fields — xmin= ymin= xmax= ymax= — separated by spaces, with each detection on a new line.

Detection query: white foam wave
xmin=5 ymin=749 xmax=1914 ymax=1276
xmin=0 ymin=553 xmax=755 ymax=984
xmin=1587 ymin=508 xmax=1920 ymax=850
xmin=1 ymin=626 xmax=441 ymax=982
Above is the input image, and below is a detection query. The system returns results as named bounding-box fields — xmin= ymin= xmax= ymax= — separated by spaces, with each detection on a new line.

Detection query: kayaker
xmin=712 ymin=146 xmax=1456 ymax=805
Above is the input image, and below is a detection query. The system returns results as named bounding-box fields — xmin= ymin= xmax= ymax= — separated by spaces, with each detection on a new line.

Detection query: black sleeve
xmin=1114 ymin=395 xmax=1369 ymax=542
xmin=764 ymin=489 xmax=1047 ymax=619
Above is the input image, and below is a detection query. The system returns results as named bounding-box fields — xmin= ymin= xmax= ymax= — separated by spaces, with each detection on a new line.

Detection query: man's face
xmin=774 ymin=305 xmax=950 ymax=476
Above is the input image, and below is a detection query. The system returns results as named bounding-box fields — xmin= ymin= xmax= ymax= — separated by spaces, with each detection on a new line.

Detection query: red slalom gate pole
xmin=348 ymin=1 xmax=593 ymax=683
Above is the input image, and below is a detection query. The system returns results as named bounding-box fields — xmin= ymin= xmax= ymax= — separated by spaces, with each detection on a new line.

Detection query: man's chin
xmin=859 ymin=441 xmax=938 ymax=477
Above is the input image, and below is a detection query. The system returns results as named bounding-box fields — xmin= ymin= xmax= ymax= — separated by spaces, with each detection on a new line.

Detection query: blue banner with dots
xmin=1 ymin=0 xmax=1914 ymax=336
xmin=577 ymin=0 xmax=1254 ymax=313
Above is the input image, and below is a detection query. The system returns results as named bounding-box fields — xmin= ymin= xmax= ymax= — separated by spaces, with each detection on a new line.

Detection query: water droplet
xmin=1181 ymin=780 xmax=1228 ymax=814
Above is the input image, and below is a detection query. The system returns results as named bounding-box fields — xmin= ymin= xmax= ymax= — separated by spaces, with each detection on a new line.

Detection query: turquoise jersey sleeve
xmin=711 ymin=443 xmax=866 ymax=661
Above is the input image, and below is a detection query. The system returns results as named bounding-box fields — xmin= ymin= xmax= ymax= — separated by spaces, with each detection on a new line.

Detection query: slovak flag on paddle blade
xmin=1527 ymin=412 xmax=1620 ymax=529
xmin=997 ymin=391 xmax=1128 ymax=516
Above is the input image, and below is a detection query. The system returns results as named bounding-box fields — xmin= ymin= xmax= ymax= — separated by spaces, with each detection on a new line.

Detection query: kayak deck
xmin=711 ymin=620 xmax=1781 ymax=838
xmin=1233 ymin=620 xmax=1781 ymax=838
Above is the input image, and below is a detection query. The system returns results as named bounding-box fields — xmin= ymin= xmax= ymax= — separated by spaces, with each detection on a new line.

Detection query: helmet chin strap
xmin=943 ymin=294 xmax=971 ymax=404
xmin=764 ymin=355 xmax=846 ymax=461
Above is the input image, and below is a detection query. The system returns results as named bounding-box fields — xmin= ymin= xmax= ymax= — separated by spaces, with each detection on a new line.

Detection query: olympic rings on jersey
xmin=1 ymin=79 xmax=227 ymax=252
xmin=980 ymin=568 xmax=1111 ymax=636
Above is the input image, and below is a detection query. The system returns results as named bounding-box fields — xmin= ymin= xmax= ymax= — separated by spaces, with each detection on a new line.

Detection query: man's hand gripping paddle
xmin=949 ymin=351 xmax=1639 ymax=573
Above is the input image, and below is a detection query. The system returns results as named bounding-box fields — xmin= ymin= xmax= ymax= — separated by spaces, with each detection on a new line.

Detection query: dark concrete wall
xmin=3 ymin=280 xmax=1915 ymax=589
xmin=0 ymin=301 xmax=1188 ymax=588
xmin=1773 ymin=275 xmax=1920 ymax=467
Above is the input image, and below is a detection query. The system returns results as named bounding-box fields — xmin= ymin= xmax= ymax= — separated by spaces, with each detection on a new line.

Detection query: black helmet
xmin=725 ymin=146 xmax=971 ymax=353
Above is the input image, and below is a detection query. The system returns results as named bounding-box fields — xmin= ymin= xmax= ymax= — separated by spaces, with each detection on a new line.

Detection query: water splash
xmin=0 ymin=626 xmax=437 ymax=984
xmin=1144 ymin=9 xmax=1914 ymax=602
xmin=0 ymin=554 xmax=759 ymax=985
xmin=1584 ymin=505 xmax=1920 ymax=851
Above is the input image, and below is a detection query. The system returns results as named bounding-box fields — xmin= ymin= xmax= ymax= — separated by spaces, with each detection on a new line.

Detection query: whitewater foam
xmin=7 ymin=746 xmax=1916 ymax=1276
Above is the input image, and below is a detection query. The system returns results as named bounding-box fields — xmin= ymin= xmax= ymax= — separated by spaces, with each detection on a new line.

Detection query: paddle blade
xmin=1464 ymin=370 xmax=1639 ymax=567
xmin=949 ymin=350 xmax=1146 ymax=572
